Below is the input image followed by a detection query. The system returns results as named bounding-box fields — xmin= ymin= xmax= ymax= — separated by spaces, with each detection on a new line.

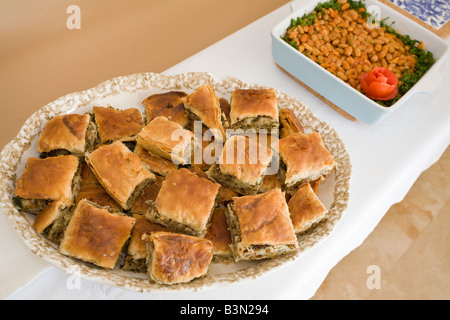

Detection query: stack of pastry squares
xmin=12 ymin=83 xmax=337 ymax=286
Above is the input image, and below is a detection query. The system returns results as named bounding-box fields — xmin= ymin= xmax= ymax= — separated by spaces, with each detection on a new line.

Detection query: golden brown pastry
xmin=129 ymin=175 xmax=164 ymax=215
xmin=93 ymin=106 xmax=144 ymax=144
xmin=75 ymin=184 xmax=122 ymax=212
xmin=204 ymin=207 xmax=232 ymax=261
xmin=122 ymin=214 xmax=169 ymax=273
xmin=257 ymin=174 xmax=282 ymax=193
xmin=207 ymin=135 xmax=273 ymax=195
xmin=85 ymin=141 xmax=156 ymax=210
xmin=146 ymin=168 xmax=220 ymax=237
xmin=32 ymin=200 xmax=66 ymax=234
xmin=145 ymin=231 xmax=213 ymax=285
xmin=79 ymin=161 xmax=100 ymax=186
xmin=142 ymin=91 xmax=189 ymax=128
xmin=226 ymin=188 xmax=297 ymax=261
xmin=187 ymin=166 xmax=239 ymax=204
xmin=309 ymin=176 xmax=325 ymax=195
xmin=136 ymin=116 xmax=194 ymax=165
xmin=188 ymin=132 xmax=220 ymax=171
xmin=59 ymin=199 xmax=135 ymax=269
xmin=134 ymin=145 xmax=178 ymax=177
xmin=219 ymin=97 xmax=231 ymax=125
xmin=33 ymin=200 xmax=74 ymax=245
xmin=229 ymin=88 xmax=279 ymax=130
xmin=277 ymin=132 xmax=336 ymax=190
xmin=181 ymin=84 xmax=226 ymax=139
xmin=37 ymin=113 xmax=97 ymax=157
xmin=288 ymin=183 xmax=328 ymax=234
xmin=13 ymin=155 xmax=81 ymax=213
xmin=279 ymin=108 xmax=304 ymax=138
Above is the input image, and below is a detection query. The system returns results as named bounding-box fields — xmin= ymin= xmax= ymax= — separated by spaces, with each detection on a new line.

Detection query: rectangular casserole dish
xmin=271 ymin=0 xmax=449 ymax=124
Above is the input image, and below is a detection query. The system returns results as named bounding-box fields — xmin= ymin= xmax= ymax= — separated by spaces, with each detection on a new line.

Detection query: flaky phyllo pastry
xmin=13 ymin=83 xmax=336 ymax=285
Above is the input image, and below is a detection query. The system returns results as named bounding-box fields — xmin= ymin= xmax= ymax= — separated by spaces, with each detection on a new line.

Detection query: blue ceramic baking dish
xmin=271 ymin=0 xmax=449 ymax=124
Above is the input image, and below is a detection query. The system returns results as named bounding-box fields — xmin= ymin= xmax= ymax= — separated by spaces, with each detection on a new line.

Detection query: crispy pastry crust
xmin=93 ymin=106 xmax=144 ymax=144
xmin=258 ymin=174 xmax=282 ymax=193
xmin=85 ymin=141 xmax=156 ymax=209
xmin=126 ymin=214 xmax=169 ymax=262
xmin=278 ymin=132 xmax=336 ymax=189
xmin=14 ymin=155 xmax=80 ymax=202
xmin=129 ymin=175 xmax=164 ymax=215
xmin=212 ymin=135 xmax=273 ymax=187
xmin=279 ymin=108 xmax=304 ymax=138
xmin=37 ymin=114 xmax=91 ymax=155
xmin=136 ymin=116 xmax=194 ymax=165
xmin=288 ymin=183 xmax=328 ymax=234
xmin=181 ymin=84 xmax=225 ymax=138
xmin=204 ymin=207 xmax=232 ymax=259
xmin=79 ymin=161 xmax=100 ymax=185
xmin=32 ymin=200 xmax=67 ymax=234
xmin=59 ymin=199 xmax=135 ymax=269
xmin=142 ymin=91 xmax=189 ymax=128
xmin=148 ymin=168 xmax=220 ymax=236
xmin=219 ymin=97 xmax=231 ymax=125
xmin=134 ymin=145 xmax=178 ymax=177
xmin=229 ymin=88 xmax=279 ymax=129
xmin=231 ymin=188 xmax=297 ymax=246
xmin=146 ymin=231 xmax=213 ymax=285
xmin=75 ymin=184 xmax=122 ymax=212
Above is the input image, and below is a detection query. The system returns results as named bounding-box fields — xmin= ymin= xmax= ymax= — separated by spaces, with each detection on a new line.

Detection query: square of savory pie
xmin=229 ymin=88 xmax=279 ymax=130
xmin=59 ymin=199 xmax=135 ymax=269
xmin=134 ymin=144 xmax=178 ymax=177
xmin=75 ymin=184 xmax=122 ymax=213
xmin=257 ymin=174 xmax=281 ymax=194
xmin=37 ymin=113 xmax=97 ymax=158
xmin=288 ymin=183 xmax=328 ymax=234
xmin=122 ymin=214 xmax=169 ymax=273
xmin=204 ymin=207 xmax=233 ymax=262
xmin=277 ymin=132 xmax=336 ymax=190
xmin=13 ymin=155 xmax=81 ymax=214
xmin=207 ymin=135 xmax=273 ymax=195
xmin=142 ymin=91 xmax=189 ymax=128
xmin=226 ymin=188 xmax=297 ymax=261
xmin=181 ymin=84 xmax=226 ymax=139
xmin=85 ymin=141 xmax=156 ymax=210
xmin=136 ymin=116 xmax=195 ymax=165
xmin=32 ymin=200 xmax=73 ymax=245
xmin=129 ymin=175 xmax=164 ymax=215
xmin=146 ymin=168 xmax=220 ymax=237
xmin=278 ymin=108 xmax=304 ymax=138
xmin=93 ymin=106 xmax=144 ymax=144
xmin=75 ymin=162 xmax=123 ymax=212
xmin=145 ymin=231 xmax=213 ymax=285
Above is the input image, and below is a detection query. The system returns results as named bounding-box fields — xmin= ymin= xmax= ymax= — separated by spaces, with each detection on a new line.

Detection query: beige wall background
xmin=0 ymin=0 xmax=289 ymax=149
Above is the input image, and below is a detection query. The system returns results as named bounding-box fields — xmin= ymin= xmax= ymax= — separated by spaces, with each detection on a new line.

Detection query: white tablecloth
xmin=3 ymin=1 xmax=450 ymax=300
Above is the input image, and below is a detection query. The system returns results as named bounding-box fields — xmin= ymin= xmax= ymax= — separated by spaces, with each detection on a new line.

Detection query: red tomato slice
xmin=360 ymin=67 xmax=398 ymax=101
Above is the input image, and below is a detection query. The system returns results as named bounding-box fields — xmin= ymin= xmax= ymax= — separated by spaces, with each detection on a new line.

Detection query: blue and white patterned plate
xmin=389 ymin=0 xmax=450 ymax=30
